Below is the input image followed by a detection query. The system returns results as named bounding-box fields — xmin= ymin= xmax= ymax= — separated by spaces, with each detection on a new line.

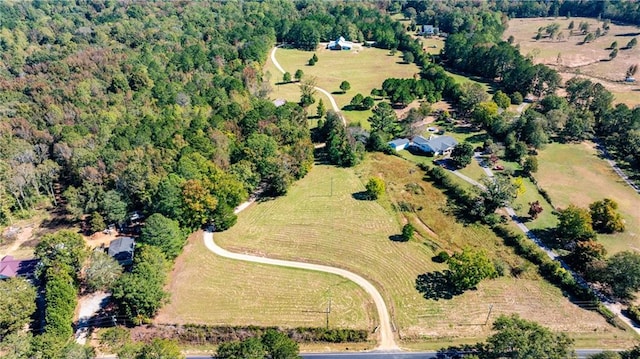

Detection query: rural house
xmin=0 ymin=255 xmax=38 ymax=279
xmin=327 ymin=36 xmax=354 ymax=50
xmin=108 ymin=237 xmax=135 ymax=266
xmin=388 ymin=138 xmax=410 ymax=151
xmin=412 ymin=135 xmax=458 ymax=156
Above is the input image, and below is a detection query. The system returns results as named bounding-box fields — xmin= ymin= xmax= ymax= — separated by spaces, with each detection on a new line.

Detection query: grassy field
xmin=264 ymin=45 xmax=420 ymax=126
xmin=157 ymin=232 xmax=375 ymax=331
xmin=504 ymin=17 xmax=640 ymax=107
xmin=536 ymin=142 xmax=640 ymax=255
xmin=207 ymin=154 xmax=634 ymax=346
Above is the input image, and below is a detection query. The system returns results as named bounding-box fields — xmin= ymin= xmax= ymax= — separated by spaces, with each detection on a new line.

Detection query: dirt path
xmin=1 ymin=224 xmax=36 ymax=257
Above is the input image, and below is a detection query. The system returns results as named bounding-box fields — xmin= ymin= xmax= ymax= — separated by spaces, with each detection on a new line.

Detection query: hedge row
xmin=133 ymin=324 xmax=369 ymax=345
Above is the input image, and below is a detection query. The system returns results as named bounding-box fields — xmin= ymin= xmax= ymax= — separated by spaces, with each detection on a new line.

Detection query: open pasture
xmin=210 ymin=154 xmax=633 ymax=345
xmin=504 ymin=17 xmax=640 ymax=106
xmin=157 ymin=232 xmax=375 ymax=331
xmin=536 ymin=142 xmax=640 ymax=255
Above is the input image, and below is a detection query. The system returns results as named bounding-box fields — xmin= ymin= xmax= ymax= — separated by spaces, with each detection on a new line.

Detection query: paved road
xmin=270 ymin=46 xmax=345 ymax=125
xmin=185 ymin=348 xmax=611 ymax=359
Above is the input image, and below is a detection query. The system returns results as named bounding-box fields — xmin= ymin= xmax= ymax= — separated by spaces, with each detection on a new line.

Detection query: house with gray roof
xmin=388 ymin=138 xmax=410 ymax=151
xmin=327 ymin=36 xmax=354 ymax=50
xmin=108 ymin=237 xmax=135 ymax=266
xmin=412 ymin=135 xmax=458 ymax=156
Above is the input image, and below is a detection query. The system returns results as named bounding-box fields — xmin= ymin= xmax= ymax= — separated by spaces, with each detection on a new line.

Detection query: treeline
xmin=0 ymin=1 xmax=314 ymax=230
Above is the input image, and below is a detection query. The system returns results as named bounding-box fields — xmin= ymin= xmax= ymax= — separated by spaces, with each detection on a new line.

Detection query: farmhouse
xmin=412 ymin=135 xmax=458 ymax=155
xmin=108 ymin=237 xmax=135 ymax=266
xmin=327 ymin=36 xmax=354 ymax=50
xmin=388 ymin=138 xmax=410 ymax=152
xmin=419 ymin=25 xmax=439 ymax=36
xmin=0 ymin=255 xmax=38 ymax=279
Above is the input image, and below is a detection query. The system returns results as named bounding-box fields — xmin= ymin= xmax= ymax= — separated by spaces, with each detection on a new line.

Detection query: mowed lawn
xmin=214 ymin=154 xmax=633 ymax=346
xmin=536 ymin=142 xmax=640 ymax=254
xmin=264 ymin=45 xmax=420 ymax=126
xmin=157 ymin=232 xmax=375 ymax=331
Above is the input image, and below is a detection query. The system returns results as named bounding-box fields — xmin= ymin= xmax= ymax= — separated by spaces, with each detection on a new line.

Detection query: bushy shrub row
xmin=136 ymin=324 xmax=369 ymax=345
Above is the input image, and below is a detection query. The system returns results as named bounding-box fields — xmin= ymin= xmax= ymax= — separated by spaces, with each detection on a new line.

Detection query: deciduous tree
xmin=447 ymin=247 xmax=497 ymax=292
xmin=0 ymin=278 xmax=36 ymax=338
xmin=589 ymin=198 xmax=625 ymax=233
xmin=451 ymin=142 xmax=474 ymax=169
xmin=365 ymin=177 xmax=385 ymax=200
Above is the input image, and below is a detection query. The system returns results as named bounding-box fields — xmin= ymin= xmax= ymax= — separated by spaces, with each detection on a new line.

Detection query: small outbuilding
xmin=388 ymin=138 xmax=410 ymax=152
xmin=108 ymin=237 xmax=135 ymax=266
xmin=412 ymin=135 xmax=458 ymax=156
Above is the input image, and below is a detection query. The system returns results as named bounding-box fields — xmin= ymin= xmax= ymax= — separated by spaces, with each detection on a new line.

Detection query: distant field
xmin=211 ymin=154 xmax=633 ymax=346
xmin=264 ymin=45 xmax=420 ymax=125
xmin=157 ymin=233 xmax=375 ymax=332
xmin=536 ymin=142 xmax=640 ymax=254
xmin=504 ymin=17 xmax=640 ymax=107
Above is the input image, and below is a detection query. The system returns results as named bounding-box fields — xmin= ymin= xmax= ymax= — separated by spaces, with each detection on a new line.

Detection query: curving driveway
xmin=270 ymin=46 xmax=345 ymax=125
xmin=203 ymin=231 xmax=398 ymax=350
xmin=204 ymin=193 xmax=399 ymax=351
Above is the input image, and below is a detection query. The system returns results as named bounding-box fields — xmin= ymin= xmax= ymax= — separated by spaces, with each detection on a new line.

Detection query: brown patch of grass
xmin=505 ymin=17 xmax=640 ymax=107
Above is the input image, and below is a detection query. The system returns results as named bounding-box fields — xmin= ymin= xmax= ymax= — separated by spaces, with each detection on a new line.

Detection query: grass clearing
xmin=504 ymin=17 xmax=640 ymax=107
xmin=264 ymin=45 xmax=420 ymax=125
xmin=210 ymin=153 xmax=634 ymax=346
xmin=157 ymin=232 xmax=375 ymax=331
xmin=535 ymin=142 xmax=640 ymax=254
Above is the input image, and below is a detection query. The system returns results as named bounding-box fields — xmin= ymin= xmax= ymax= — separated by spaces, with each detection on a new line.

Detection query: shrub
xmin=433 ymin=251 xmax=450 ymax=263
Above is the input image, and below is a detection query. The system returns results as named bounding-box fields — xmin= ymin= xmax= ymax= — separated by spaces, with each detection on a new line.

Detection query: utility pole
xmin=325 ymin=297 xmax=332 ymax=329
xmin=484 ymin=304 xmax=494 ymax=326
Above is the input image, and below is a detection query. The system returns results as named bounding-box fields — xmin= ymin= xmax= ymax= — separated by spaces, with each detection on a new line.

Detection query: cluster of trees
xmin=0 ymin=1 xmax=314 ymax=231
xmin=320 ymin=111 xmax=362 ymax=167
xmin=99 ymin=327 xmax=184 ymax=359
xmin=217 ymin=329 xmax=300 ymax=359
xmin=553 ymin=200 xmax=636 ymax=300
xmin=440 ymin=314 xmax=574 ymax=359
xmin=378 ymin=76 xmax=449 ymax=107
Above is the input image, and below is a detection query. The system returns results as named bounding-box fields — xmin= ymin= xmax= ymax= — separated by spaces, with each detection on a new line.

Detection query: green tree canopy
xmin=486 ymin=314 xmax=574 ymax=359
xmin=365 ymin=177 xmax=386 ymax=200
xmin=83 ymin=250 xmax=123 ymax=292
xmin=447 ymin=247 xmax=497 ymax=292
xmin=589 ymin=198 xmax=625 ymax=233
xmin=111 ymin=246 xmax=169 ymax=323
xmin=0 ymin=278 xmax=37 ymax=338
xmin=451 ymin=142 xmax=475 ymax=169
xmin=35 ymin=230 xmax=89 ymax=280
xmin=339 ymin=80 xmax=351 ymax=93
xmin=368 ymin=102 xmax=398 ymax=136
xmin=140 ymin=213 xmax=187 ymax=260
xmin=555 ymin=204 xmax=596 ymax=247
xmin=135 ymin=338 xmax=184 ymax=359
xmin=602 ymin=251 xmax=640 ymax=300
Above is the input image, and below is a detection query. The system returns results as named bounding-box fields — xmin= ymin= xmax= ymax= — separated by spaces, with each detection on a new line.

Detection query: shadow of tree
xmin=351 ymin=191 xmax=371 ymax=201
xmin=415 ymin=270 xmax=464 ymax=301
xmin=388 ymin=234 xmax=407 ymax=242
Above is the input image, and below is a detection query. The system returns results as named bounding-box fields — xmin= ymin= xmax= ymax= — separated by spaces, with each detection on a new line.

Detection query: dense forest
xmin=0 ymin=1 xmax=419 ymax=230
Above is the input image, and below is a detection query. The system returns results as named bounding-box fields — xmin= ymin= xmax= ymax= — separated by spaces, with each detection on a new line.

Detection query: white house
xmin=388 ymin=138 xmax=410 ymax=151
xmin=419 ymin=25 xmax=439 ymax=36
xmin=412 ymin=135 xmax=458 ymax=156
xmin=327 ymin=36 xmax=354 ymax=50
